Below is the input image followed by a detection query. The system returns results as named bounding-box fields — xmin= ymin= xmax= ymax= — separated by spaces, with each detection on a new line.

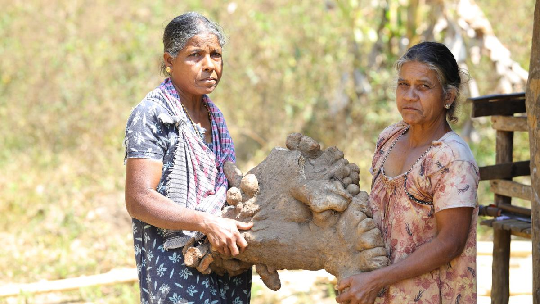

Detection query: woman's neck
xmin=172 ymin=83 xmax=203 ymax=114
xmin=406 ymin=118 xmax=450 ymax=148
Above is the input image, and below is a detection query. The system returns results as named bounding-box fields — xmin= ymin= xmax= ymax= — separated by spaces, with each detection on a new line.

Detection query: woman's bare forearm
xmin=125 ymin=158 xmax=215 ymax=233
xmin=126 ymin=185 xmax=216 ymax=232
xmin=363 ymin=207 xmax=472 ymax=288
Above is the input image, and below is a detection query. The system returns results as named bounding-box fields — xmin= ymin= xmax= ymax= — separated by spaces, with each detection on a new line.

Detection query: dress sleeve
xmin=431 ymin=160 xmax=480 ymax=213
xmin=124 ymin=100 xmax=169 ymax=161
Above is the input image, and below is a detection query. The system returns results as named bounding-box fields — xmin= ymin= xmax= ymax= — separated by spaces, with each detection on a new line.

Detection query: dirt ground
xmin=250 ymin=240 xmax=533 ymax=304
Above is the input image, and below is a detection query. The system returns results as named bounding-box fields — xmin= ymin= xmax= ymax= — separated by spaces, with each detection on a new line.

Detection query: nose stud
xmin=444 ymin=104 xmax=451 ymax=109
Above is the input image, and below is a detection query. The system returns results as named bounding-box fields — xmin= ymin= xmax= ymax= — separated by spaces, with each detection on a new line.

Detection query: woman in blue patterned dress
xmin=124 ymin=12 xmax=252 ymax=304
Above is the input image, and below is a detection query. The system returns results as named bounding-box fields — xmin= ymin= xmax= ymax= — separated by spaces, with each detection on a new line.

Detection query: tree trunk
xmin=526 ymin=1 xmax=540 ymax=303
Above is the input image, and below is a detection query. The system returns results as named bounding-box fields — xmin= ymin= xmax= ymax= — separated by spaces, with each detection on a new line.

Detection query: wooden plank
xmin=479 ymin=160 xmax=531 ymax=181
xmin=509 ymin=223 xmax=532 ymax=239
xmin=468 ymin=92 xmax=526 ymax=102
xmin=491 ymin=116 xmax=529 ymax=132
xmin=480 ymin=218 xmax=496 ymax=227
xmin=469 ymin=93 xmax=526 ymax=117
xmin=491 ymin=180 xmax=533 ymax=201
xmin=0 ymin=268 xmax=138 ymax=297
xmin=492 ymin=219 xmax=532 ymax=239
xmin=526 ymin=1 xmax=540 ymax=301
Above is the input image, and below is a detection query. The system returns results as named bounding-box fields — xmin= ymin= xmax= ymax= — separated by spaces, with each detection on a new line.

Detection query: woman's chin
xmin=200 ymin=84 xmax=219 ymax=95
xmin=400 ymin=116 xmax=419 ymax=125
xmin=191 ymin=87 xmax=217 ymax=96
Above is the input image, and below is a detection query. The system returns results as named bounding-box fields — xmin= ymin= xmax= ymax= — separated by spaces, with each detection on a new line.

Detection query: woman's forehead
xmin=399 ymin=61 xmax=438 ymax=82
xmin=184 ymin=33 xmax=221 ymax=48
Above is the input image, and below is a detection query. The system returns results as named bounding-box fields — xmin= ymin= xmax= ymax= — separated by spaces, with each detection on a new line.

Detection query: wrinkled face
xmin=168 ymin=33 xmax=223 ymax=98
xmin=396 ymin=61 xmax=449 ymax=127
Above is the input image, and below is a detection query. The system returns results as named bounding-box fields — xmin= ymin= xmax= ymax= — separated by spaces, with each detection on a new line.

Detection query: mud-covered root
xmin=183 ymin=132 xmax=389 ymax=290
xmin=223 ymin=161 xmax=262 ymax=222
xmin=182 ymin=240 xmax=213 ymax=274
xmin=355 ymin=247 xmax=389 ymax=271
xmin=286 ymin=132 xmax=322 ymax=159
xmin=240 ymin=174 xmax=259 ymax=197
xmin=335 ymin=191 xmax=389 ymax=273
xmin=182 ymin=239 xmax=252 ymax=277
xmin=226 ymin=187 xmax=242 ymax=206
xmin=343 ymin=163 xmax=361 ymax=195
xmin=286 ymin=133 xmax=361 ymax=196
xmin=355 ymin=218 xmax=385 ymax=250
xmin=256 ymin=264 xmax=281 ymax=291
xmin=224 ymin=161 xmax=243 ymax=188
xmin=210 ymin=257 xmax=252 ymax=277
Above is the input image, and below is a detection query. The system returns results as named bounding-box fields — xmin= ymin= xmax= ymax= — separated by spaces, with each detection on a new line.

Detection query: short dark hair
xmin=395 ymin=41 xmax=468 ymax=123
xmin=161 ymin=12 xmax=226 ymax=75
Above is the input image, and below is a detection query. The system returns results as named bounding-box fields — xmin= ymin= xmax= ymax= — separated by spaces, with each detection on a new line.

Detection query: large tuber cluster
xmin=182 ymin=133 xmax=389 ymax=290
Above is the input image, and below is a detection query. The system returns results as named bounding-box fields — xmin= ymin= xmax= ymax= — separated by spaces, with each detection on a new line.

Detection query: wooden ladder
xmin=470 ymin=92 xmax=532 ymax=304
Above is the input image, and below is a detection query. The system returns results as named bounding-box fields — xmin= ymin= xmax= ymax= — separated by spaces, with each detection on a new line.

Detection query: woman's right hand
xmin=203 ymin=215 xmax=253 ymax=256
xmin=336 ymin=272 xmax=384 ymax=304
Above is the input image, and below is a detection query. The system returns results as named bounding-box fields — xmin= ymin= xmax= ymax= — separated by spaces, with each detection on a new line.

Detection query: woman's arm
xmin=125 ymin=158 xmax=252 ymax=256
xmin=336 ymin=206 xmax=473 ymax=304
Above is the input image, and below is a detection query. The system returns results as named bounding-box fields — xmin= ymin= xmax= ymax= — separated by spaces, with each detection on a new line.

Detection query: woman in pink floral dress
xmin=337 ymin=42 xmax=479 ymax=304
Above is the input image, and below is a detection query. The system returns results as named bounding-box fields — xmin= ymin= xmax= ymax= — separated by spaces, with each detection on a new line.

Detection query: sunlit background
xmin=0 ymin=0 xmax=534 ymax=302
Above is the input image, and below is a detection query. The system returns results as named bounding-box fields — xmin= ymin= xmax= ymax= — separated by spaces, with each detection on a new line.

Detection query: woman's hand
xmin=203 ymin=215 xmax=253 ymax=256
xmin=336 ymin=271 xmax=384 ymax=304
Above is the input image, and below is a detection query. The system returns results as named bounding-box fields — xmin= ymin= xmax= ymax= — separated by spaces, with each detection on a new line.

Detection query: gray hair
xmin=395 ymin=41 xmax=468 ymax=123
xmin=161 ymin=12 xmax=227 ymax=75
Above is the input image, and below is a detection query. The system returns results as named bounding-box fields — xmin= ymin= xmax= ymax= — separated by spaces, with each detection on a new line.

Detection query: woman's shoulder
xmin=127 ymin=88 xmax=172 ymax=121
xmin=138 ymin=88 xmax=170 ymax=112
xmin=436 ymin=132 xmax=476 ymax=163
xmin=426 ymin=132 xmax=478 ymax=173
xmin=376 ymin=121 xmax=408 ymax=149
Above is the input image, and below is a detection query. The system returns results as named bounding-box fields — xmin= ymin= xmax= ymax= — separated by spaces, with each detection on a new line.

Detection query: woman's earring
xmin=166 ymin=66 xmax=172 ymax=74
xmin=444 ymin=104 xmax=451 ymax=109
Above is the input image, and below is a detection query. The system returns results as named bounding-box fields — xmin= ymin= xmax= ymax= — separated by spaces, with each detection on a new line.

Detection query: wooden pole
xmin=491 ymin=130 xmax=513 ymax=304
xmin=526 ymin=1 xmax=540 ymax=302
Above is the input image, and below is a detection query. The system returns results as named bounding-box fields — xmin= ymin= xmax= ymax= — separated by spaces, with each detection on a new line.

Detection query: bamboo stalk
xmin=0 ymin=268 xmax=138 ymax=297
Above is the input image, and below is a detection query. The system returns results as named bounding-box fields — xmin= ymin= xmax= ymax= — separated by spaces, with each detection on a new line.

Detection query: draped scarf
xmin=154 ymin=78 xmax=234 ymax=250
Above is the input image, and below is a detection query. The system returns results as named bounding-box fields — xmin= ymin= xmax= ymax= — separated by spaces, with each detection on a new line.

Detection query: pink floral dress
xmin=370 ymin=121 xmax=479 ymax=304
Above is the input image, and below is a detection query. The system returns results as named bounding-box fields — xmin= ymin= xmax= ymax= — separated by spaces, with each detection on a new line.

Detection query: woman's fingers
xmin=228 ymin=221 xmax=251 ymax=255
xmin=336 ymin=277 xmax=351 ymax=291
xmin=207 ymin=218 xmax=252 ymax=256
xmin=222 ymin=245 xmax=231 ymax=256
xmin=335 ymin=289 xmax=350 ymax=303
xmin=236 ymin=233 xmax=248 ymax=253
xmin=335 ymin=279 xmax=352 ymax=303
xmin=335 ymin=274 xmax=381 ymax=304
xmin=227 ymin=236 xmax=240 ymax=256
xmin=236 ymin=221 xmax=253 ymax=231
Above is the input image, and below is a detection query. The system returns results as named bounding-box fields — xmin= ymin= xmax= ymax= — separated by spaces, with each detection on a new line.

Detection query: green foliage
xmin=0 ymin=0 xmax=533 ymax=301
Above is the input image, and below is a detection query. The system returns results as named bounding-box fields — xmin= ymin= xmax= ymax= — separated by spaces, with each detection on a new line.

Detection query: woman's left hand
xmin=335 ymin=272 xmax=383 ymax=304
